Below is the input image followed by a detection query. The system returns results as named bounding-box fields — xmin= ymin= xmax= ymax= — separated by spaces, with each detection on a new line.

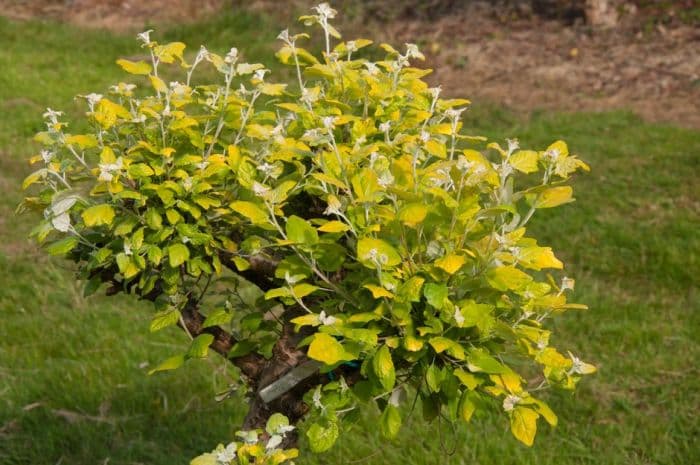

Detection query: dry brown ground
xmin=0 ymin=0 xmax=226 ymax=29
xmin=2 ymin=0 xmax=699 ymax=128
xmin=370 ymin=11 xmax=700 ymax=128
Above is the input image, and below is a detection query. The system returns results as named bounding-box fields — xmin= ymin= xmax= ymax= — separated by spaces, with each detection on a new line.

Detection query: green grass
xmin=1 ymin=11 xmax=699 ymax=465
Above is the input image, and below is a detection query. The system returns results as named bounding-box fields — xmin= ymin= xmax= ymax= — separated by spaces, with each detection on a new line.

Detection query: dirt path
xmin=2 ymin=0 xmax=699 ymax=128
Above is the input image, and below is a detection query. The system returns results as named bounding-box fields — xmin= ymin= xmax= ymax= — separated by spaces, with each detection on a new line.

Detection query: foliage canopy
xmin=20 ymin=3 xmax=594 ymax=463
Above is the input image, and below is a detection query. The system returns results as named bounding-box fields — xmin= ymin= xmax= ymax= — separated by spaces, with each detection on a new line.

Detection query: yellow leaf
xmin=82 ymin=204 xmax=115 ymax=227
xmin=403 ymin=334 xmax=424 ymax=352
xmin=486 ymin=266 xmax=532 ymax=291
xmin=318 ymin=221 xmax=350 ymax=233
xmin=454 ymin=368 xmax=480 ymax=390
xmin=425 ymin=139 xmax=447 ymax=158
xmin=22 ymin=170 xmax=45 ymax=189
xmin=65 ymin=134 xmax=98 ymax=149
xmin=307 ymin=333 xmax=347 ymax=365
xmin=531 ymin=186 xmax=574 ymax=209
xmin=363 ymin=284 xmax=394 ymax=299
xmin=462 ymin=149 xmax=499 ymax=186
xmin=292 ymin=283 xmax=319 ymax=298
xmin=246 ymin=124 xmax=272 ymax=139
xmin=149 ymin=75 xmax=168 ymax=93
xmin=459 ymin=391 xmax=476 ymax=422
xmin=154 ymin=42 xmax=186 ymax=63
xmin=290 ymin=314 xmax=321 ymax=328
xmin=398 ymin=203 xmax=428 ymax=227
xmin=490 ymin=372 xmax=523 ymax=394
xmin=116 ymin=58 xmax=152 ymax=75
xmin=510 ymin=407 xmax=539 ymax=446
xmin=94 ymin=99 xmax=131 ymax=129
xmin=546 ymin=140 xmax=569 ymax=158
xmin=100 ymin=146 xmax=117 ymax=163
xmin=510 ymin=150 xmax=539 ymax=173
xmin=533 ymin=398 xmax=558 ymax=427
xmin=435 ymin=254 xmax=466 ymax=274
xmin=311 ymin=173 xmax=348 ymax=190
xmin=519 ymin=246 xmax=563 ymax=270
xmin=428 ymin=337 xmax=453 ymax=353
xmin=536 ymin=348 xmax=572 ymax=369
xmin=230 ymin=201 xmax=269 ymax=224
xmin=260 ymin=83 xmax=287 ymax=96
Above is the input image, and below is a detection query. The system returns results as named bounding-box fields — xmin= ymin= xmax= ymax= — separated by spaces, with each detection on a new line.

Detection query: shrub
xmin=20 ymin=3 xmax=594 ymax=463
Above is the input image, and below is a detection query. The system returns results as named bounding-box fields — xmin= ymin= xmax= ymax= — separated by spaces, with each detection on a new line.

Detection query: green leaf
xmin=426 ymin=363 xmax=443 ymax=393
xmin=189 ymin=452 xmax=217 ymax=465
xmin=145 ymin=209 xmax=163 ymax=230
xmin=307 ymin=333 xmax=347 ymax=365
xmin=116 ymin=253 xmax=139 ymax=278
xmin=149 ymin=354 xmax=185 ymax=374
xmin=228 ymin=340 xmax=256 ymax=358
xmin=188 ymin=334 xmax=215 ymax=358
xmin=128 ymin=163 xmax=155 ymax=177
xmin=116 ymin=58 xmax=152 ymax=75
xmin=457 ymin=300 xmax=495 ymax=334
xmin=380 ymin=404 xmax=402 ymax=439
xmin=147 ymin=245 xmax=163 ymax=265
xmin=265 ymin=286 xmax=292 ymax=300
xmin=373 ymin=345 xmax=396 ymax=392
xmin=202 ymin=308 xmax=233 ymax=328
xmin=357 ymin=237 xmax=401 ymax=268
xmin=467 ymin=349 xmax=509 ymax=374
xmin=398 ymin=203 xmax=428 ymax=227
xmin=306 ymin=418 xmax=339 ymax=453
xmin=46 ymin=236 xmax=79 ymax=255
xmin=82 ymin=204 xmax=115 ymax=227
xmin=266 ymin=413 xmax=291 ymax=435
xmin=423 ymin=282 xmax=448 ymax=309
xmin=286 ymin=215 xmax=318 ymax=245
xmin=168 ymin=243 xmax=190 ymax=267
xmin=510 ymin=407 xmax=539 ymax=446
xmin=150 ymin=308 xmax=180 ymax=332
xmin=396 ymin=276 xmax=424 ymax=302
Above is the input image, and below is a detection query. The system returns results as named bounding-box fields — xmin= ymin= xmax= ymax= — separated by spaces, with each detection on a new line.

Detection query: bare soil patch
xmin=1 ymin=0 xmax=699 ymax=128
xmin=0 ymin=0 xmax=226 ymax=30
xmin=371 ymin=11 xmax=700 ymax=128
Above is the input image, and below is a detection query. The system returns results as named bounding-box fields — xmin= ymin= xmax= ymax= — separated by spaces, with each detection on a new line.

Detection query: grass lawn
xmin=0 ymin=10 xmax=698 ymax=465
